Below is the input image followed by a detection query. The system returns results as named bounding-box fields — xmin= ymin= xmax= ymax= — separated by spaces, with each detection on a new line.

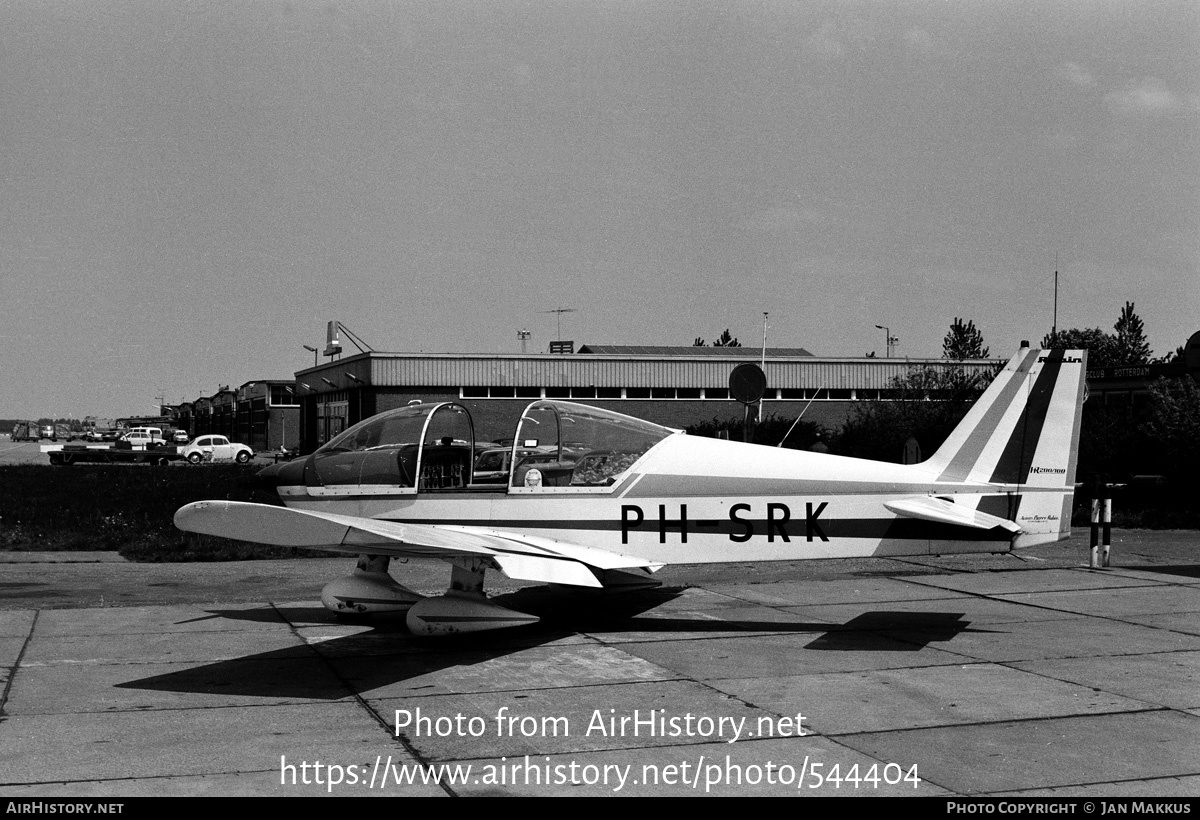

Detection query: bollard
xmin=1102 ymin=495 xmax=1112 ymax=567
xmin=1089 ymin=497 xmax=1101 ymax=568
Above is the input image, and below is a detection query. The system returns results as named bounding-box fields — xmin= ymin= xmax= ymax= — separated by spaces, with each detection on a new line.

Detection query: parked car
xmin=182 ymin=435 xmax=254 ymax=464
xmin=120 ymin=427 xmax=165 ymax=449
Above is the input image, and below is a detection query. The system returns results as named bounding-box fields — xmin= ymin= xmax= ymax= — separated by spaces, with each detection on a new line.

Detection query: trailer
xmin=42 ymin=440 xmax=185 ymax=466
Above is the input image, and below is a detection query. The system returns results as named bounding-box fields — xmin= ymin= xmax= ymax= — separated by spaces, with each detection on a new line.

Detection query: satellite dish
xmin=729 ymin=363 xmax=767 ymax=404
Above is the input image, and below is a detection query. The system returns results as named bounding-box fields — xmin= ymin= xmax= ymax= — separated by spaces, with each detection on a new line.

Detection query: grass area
xmin=0 ymin=464 xmax=334 ymax=561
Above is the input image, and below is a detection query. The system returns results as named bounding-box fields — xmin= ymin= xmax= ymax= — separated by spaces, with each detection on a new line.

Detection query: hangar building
xmin=292 ymin=345 xmax=1000 ymax=454
xmin=172 ymin=380 xmax=300 ymax=452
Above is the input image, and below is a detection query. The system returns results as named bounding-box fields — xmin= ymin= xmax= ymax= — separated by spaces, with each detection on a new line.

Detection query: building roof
xmin=577 ymin=344 xmax=814 ymax=357
xmin=296 ymin=349 xmax=998 ymax=392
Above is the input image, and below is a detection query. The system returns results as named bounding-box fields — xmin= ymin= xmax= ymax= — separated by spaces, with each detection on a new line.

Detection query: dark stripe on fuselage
xmin=377 ymin=516 xmax=1012 ymax=543
xmin=989 ymin=349 xmax=1064 ymax=485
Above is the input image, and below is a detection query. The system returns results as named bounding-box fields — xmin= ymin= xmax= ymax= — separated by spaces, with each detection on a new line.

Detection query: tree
xmin=942 ymin=318 xmax=989 ymax=360
xmin=1112 ymin=301 xmax=1151 ymax=365
xmin=1042 ymin=302 xmax=1152 ymax=367
xmin=1154 ymin=346 xmax=1184 ymax=366
xmin=1041 ymin=327 xmax=1119 ymax=366
xmin=1141 ymin=377 xmax=1200 ymax=483
xmin=713 ymin=329 xmax=741 ymax=347
xmin=836 ymin=363 xmax=997 ymax=462
xmin=693 ymin=329 xmax=741 ymax=347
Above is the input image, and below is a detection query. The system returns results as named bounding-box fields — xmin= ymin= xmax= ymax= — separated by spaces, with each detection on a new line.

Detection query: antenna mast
xmin=540 ymin=307 xmax=577 ymax=340
xmin=1052 ymin=253 xmax=1059 ymax=337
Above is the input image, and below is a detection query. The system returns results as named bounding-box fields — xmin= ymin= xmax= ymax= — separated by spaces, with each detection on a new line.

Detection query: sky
xmin=2 ymin=0 xmax=1197 ymax=419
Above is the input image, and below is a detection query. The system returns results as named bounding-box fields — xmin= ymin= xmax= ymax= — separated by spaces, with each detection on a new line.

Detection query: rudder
xmin=922 ymin=347 xmax=1087 ymax=546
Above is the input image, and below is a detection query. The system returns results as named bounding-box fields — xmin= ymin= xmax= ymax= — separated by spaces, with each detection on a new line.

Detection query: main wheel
xmin=236 ymin=451 xmax=250 ymax=464
xmin=187 ymin=452 xmax=202 ymax=464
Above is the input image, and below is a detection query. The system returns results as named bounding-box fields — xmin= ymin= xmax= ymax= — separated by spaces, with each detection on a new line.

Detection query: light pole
xmin=760 ymin=312 xmax=768 ymax=368
xmin=875 ymin=324 xmax=898 ymax=358
xmin=302 ymin=345 xmax=317 ymax=367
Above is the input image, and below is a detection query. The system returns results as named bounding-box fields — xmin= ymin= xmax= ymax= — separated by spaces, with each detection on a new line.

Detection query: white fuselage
xmin=277 ymin=435 xmax=1039 ymax=564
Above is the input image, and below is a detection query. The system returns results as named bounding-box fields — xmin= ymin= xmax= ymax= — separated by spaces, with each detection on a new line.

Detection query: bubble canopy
xmin=511 ymin=401 xmax=676 ymax=488
xmin=319 ymin=402 xmax=469 ymax=456
xmin=304 ymin=400 xmax=678 ymax=491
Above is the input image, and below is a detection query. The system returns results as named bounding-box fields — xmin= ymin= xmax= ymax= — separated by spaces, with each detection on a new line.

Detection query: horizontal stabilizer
xmin=885 ymin=497 xmax=1022 ymax=534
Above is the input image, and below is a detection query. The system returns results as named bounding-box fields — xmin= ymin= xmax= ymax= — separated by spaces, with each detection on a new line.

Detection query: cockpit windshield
xmin=509 ymin=401 xmax=677 ymax=488
xmin=319 ymin=403 xmax=435 ymax=454
xmin=308 ymin=403 xmax=474 ymax=490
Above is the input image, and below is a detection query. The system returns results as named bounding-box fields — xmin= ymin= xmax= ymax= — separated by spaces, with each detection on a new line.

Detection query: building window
xmin=270 ymin=386 xmax=298 ymax=406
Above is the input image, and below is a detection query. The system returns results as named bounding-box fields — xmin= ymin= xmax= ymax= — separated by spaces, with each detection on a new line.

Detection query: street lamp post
xmin=875 ymin=324 xmax=899 ymax=358
xmin=302 ymin=345 xmax=318 ymax=367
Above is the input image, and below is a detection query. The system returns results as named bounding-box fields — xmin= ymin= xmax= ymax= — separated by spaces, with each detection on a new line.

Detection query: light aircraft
xmin=175 ymin=346 xmax=1086 ymax=635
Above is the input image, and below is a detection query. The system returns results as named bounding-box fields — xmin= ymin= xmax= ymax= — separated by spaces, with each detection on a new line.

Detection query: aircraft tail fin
xmin=922 ymin=347 xmax=1087 ymax=545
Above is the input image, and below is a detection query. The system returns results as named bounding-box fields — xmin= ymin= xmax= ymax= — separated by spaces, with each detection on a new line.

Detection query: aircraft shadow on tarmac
xmin=1129 ymin=564 xmax=1200 ymax=579
xmin=0 ymin=581 xmax=59 ymax=599
xmin=117 ymin=587 xmax=989 ymax=700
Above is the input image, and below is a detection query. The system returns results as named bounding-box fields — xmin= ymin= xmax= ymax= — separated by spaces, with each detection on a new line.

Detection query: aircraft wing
xmin=174 ymin=500 xmax=659 ymax=589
